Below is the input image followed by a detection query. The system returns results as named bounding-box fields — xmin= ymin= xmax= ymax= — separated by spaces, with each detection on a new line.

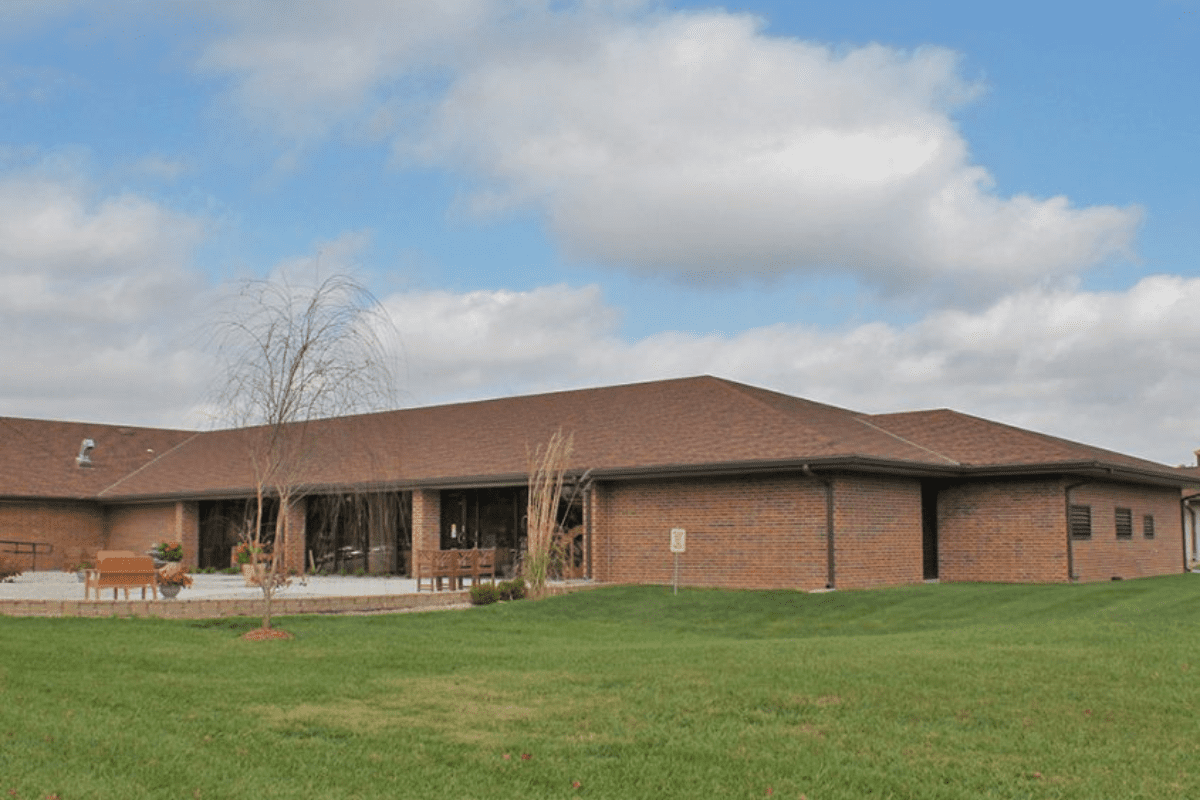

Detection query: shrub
xmin=498 ymin=578 xmax=526 ymax=601
xmin=470 ymin=583 xmax=500 ymax=605
xmin=0 ymin=555 xmax=21 ymax=583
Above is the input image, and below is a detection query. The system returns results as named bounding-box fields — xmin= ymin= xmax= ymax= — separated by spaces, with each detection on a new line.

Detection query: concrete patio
xmin=0 ymin=570 xmax=598 ymax=618
xmin=0 ymin=569 xmax=467 ymax=618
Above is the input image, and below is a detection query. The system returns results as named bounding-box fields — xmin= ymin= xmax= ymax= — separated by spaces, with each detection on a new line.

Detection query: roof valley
xmin=97 ymin=432 xmax=202 ymax=498
xmin=853 ymin=416 xmax=961 ymax=466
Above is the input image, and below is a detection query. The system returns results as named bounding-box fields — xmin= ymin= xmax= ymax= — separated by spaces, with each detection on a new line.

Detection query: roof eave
xmin=954 ymin=460 xmax=1200 ymax=488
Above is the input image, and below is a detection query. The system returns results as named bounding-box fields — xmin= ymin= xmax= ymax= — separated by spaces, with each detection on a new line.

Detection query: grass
xmin=1 ymin=576 xmax=1199 ymax=799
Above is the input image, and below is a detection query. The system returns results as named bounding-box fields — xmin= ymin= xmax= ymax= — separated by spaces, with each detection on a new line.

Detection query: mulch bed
xmin=240 ymin=627 xmax=295 ymax=641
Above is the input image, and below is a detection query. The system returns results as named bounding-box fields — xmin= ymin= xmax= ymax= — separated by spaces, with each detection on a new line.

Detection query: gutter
xmin=85 ymin=455 xmax=1200 ymax=505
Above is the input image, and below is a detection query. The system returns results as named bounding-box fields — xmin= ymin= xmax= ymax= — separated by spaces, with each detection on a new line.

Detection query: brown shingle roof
xmin=100 ymin=376 xmax=953 ymax=499
xmin=864 ymin=408 xmax=1178 ymax=475
xmin=0 ymin=417 xmax=194 ymax=500
xmin=3 ymin=376 xmax=1194 ymax=502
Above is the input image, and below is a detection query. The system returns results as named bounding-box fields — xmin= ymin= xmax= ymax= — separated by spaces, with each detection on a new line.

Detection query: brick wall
xmin=832 ymin=475 xmax=924 ymax=589
xmin=592 ymin=474 xmax=828 ymax=590
xmin=1068 ymin=482 xmax=1183 ymax=581
xmin=0 ymin=500 xmax=105 ymax=571
xmin=936 ymin=478 xmax=1184 ymax=584
xmin=104 ymin=503 xmax=176 ymax=559
xmin=938 ymin=479 xmax=1068 ymax=583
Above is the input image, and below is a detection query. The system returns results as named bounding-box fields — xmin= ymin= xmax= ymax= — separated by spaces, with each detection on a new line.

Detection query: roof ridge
xmin=97 ymin=432 xmax=203 ymax=497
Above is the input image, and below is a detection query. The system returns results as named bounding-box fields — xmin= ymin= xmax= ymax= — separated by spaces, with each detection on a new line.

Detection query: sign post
xmin=670 ymin=528 xmax=686 ymax=595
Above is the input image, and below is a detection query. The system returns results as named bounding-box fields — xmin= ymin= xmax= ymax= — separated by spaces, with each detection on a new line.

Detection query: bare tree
xmin=212 ymin=273 xmax=395 ymax=632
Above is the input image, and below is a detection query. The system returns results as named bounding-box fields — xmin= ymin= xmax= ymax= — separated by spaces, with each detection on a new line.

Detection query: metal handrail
xmin=0 ymin=540 xmax=54 ymax=572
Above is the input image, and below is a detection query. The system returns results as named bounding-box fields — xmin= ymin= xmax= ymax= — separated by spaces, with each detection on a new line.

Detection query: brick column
xmin=412 ymin=489 xmax=441 ymax=552
xmin=588 ymin=483 xmax=606 ymax=583
xmin=176 ymin=502 xmax=200 ymax=569
xmin=281 ymin=497 xmax=307 ymax=573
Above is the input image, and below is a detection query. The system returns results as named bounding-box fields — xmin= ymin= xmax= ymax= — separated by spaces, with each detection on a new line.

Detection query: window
xmin=1069 ymin=504 xmax=1092 ymax=539
xmin=1115 ymin=507 xmax=1133 ymax=540
xmin=1143 ymin=514 xmax=1155 ymax=539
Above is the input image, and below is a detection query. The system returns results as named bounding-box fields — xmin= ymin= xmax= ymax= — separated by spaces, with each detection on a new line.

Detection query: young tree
xmin=212 ymin=273 xmax=395 ymax=632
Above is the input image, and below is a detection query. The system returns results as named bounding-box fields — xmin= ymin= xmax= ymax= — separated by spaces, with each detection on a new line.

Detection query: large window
xmin=1069 ymin=504 xmax=1092 ymax=539
xmin=1115 ymin=507 xmax=1133 ymax=540
xmin=306 ymin=492 xmax=411 ymax=575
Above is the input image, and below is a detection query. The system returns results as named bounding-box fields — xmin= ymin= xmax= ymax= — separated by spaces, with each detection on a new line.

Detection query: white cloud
xmin=192 ymin=0 xmax=511 ymax=139
xmin=0 ymin=168 xmax=212 ymax=426
xmin=416 ymin=11 xmax=1141 ymax=294
xmin=381 ymin=283 xmax=621 ymax=398
xmin=380 ymin=277 xmax=1200 ymax=465
xmin=0 ymin=173 xmax=205 ymax=321
xmin=188 ymin=1 xmax=1142 ymax=296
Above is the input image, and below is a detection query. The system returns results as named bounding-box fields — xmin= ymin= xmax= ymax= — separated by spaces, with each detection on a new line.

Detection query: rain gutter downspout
xmin=1182 ymin=494 xmax=1199 ymax=571
xmin=804 ymin=465 xmax=835 ymax=589
xmin=1064 ymin=480 xmax=1089 ymax=582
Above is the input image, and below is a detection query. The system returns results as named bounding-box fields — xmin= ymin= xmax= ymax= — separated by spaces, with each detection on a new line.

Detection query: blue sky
xmin=1 ymin=0 xmax=1198 ymax=464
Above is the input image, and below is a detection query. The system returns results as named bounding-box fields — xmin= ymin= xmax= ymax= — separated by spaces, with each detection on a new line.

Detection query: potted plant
xmin=152 ymin=541 xmax=184 ymax=566
xmin=234 ymin=542 xmax=271 ymax=586
xmin=156 ymin=563 xmax=193 ymax=599
xmin=68 ymin=560 xmax=93 ymax=582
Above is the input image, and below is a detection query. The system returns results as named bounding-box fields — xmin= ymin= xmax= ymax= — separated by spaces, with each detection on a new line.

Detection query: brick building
xmin=2 ymin=376 xmax=1194 ymax=589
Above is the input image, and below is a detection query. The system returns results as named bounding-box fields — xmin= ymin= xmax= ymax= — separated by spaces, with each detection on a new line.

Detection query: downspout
xmin=584 ymin=483 xmax=593 ymax=580
xmin=1064 ymin=480 xmax=1089 ymax=583
xmin=1182 ymin=494 xmax=1198 ymax=571
xmin=804 ymin=465 xmax=835 ymax=589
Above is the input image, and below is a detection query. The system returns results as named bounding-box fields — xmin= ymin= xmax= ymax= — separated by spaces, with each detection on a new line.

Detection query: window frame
xmin=1143 ymin=514 xmax=1155 ymax=539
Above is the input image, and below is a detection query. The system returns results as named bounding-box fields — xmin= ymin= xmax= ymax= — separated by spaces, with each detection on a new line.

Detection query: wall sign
xmin=670 ymin=527 xmax=686 ymax=553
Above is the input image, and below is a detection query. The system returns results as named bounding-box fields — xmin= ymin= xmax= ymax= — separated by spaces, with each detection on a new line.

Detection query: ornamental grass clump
xmin=525 ymin=429 xmax=574 ymax=599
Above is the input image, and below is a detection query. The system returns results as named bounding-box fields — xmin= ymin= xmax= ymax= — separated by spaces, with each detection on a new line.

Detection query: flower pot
xmin=160 ymin=584 xmax=181 ymax=599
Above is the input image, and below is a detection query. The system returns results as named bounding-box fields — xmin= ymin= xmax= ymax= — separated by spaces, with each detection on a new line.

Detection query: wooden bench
xmin=415 ymin=549 xmax=497 ymax=592
xmin=85 ymin=555 xmax=158 ymax=600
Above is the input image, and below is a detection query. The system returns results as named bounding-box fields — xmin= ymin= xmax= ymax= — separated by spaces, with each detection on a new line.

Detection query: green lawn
xmin=2 ymin=577 xmax=1199 ymax=799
